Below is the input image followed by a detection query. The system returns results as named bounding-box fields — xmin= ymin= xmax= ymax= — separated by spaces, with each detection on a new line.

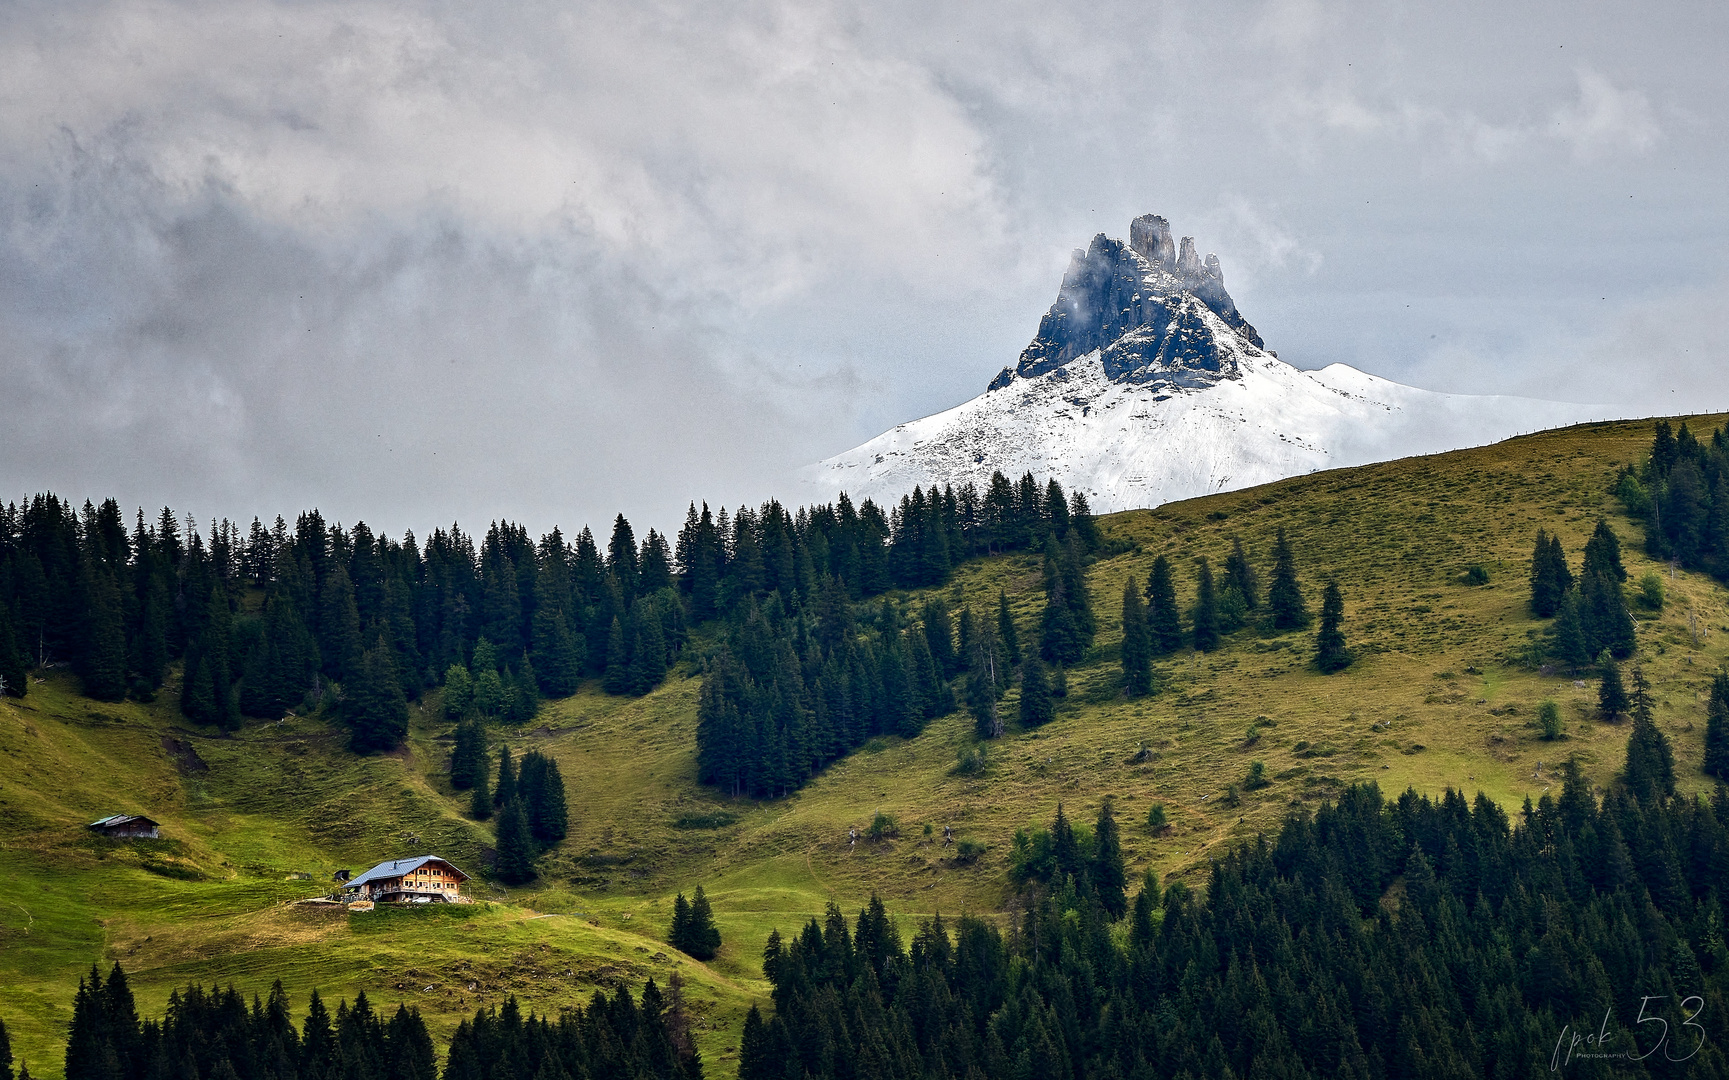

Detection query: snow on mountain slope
xmin=800 ymin=214 xmax=1609 ymax=513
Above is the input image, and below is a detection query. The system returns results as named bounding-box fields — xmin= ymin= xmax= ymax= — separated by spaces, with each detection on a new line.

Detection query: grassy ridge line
xmin=3 ymin=413 xmax=1728 ymax=1076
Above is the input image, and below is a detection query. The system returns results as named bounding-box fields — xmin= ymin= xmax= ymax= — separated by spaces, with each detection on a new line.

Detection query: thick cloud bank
xmin=1 ymin=0 xmax=1725 ymax=537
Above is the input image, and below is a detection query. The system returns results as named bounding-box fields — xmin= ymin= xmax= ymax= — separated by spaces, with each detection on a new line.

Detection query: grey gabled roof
xmin=88 ymin=814 xmax=159 ymax=828
xmin=341 ymin=855 xmax=469 ymax=889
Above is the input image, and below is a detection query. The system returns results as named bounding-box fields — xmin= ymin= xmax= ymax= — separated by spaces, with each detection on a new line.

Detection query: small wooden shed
xmin=88 ymin=814 xmax=161 ymax=840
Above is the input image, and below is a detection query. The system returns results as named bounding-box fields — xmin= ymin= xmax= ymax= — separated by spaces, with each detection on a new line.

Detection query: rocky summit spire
xmin=989 ymin=213 xmax=1264 ymax=392
xmin=1130 ymin=214 xmax=1176 ymax=267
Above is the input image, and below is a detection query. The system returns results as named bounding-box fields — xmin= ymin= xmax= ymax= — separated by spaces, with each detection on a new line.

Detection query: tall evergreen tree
xmin=668 ymin=893 xmax=693 ymax=954
xmin=629 ymin=605 xmax=669 ymax=695
xmin=967 ymin=619 xmax=1004 ymax=739
xmin=468 ymin=765 xmax=492 ymax=822
xmin=518 ymin=750 xmax=569 ymax=846
xmin=443 ymin=663 xmax=473 ymax=718
xmin=1120 ymin=578 xmax=1153 ymax=697
xmin=1313 ymin=580 xmax=1351 ymax=673
xmin=1145 ymin=556 xmax=1183 ymax=654
xmin=995 ymin=590 xmax=1022 ymax=668
xmin=684 ymin=886 xmax=722 ymax=960
xmin=450 ymin=719 xmax=488 ymax=789
xmin=493 ymin=799 xmax=537 ymax=885
xmin=1190 ymin=557 xmax=1220 ymax=652
xmin=1528 ymin=529 xmax=1571 ymax=617
xmin=1266 ymin=528 xmax=1309 ymax=630
xmin=76 ymin=552 xmax=127 ymax=702
xmin=1038 ymin=537 xmax=1088 ymax=665
xmin=1579 ymin=558 xmax=1636 ymax=660
xmin=1019 ymin=656 xmax=1055 ymax=728
xmin=343 ymin=636 xmax=408 ymax=752
xmin=1549 ymin=591 xmax=1592 ymax=669
xmin=318 ymin=563 xmax=363 ymax=684
xmin=1598 ymin=655 xmax=1629 ymax=721
xmin=0 ymin=1013 xmax=11 ymax=1080
xmin=0 ymin=601 xmax=29 ymax=699
xmin=530 ymin=596 xmax=583 ymax=698
xmin=923 ymin=598 xmax=958 ymax=678
xmin=1705 ymin=669 xmax=1729 ymax=780
xmin=602 ymin=617 xmax=632 ymax=696
xmin=1623 ymin=675 xmax=1675 ymax=804
xmin=494 ymin=744 xmax=517 ymax=808
xmin=1224 ymin=537 xmax=1259 ymax=611
xmin=1092 ymin=800 xmax=1127 ymax=919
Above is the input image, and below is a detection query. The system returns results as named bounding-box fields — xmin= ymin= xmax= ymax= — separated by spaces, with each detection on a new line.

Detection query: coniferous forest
xmin=36 ymin=720 xmax=1729 ymax=1079
xmin=0 ymin=472 xmax=1089 ymax=744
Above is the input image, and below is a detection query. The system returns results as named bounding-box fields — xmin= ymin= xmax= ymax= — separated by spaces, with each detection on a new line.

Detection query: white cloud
xmin=1549 ymin=67 xmax=1661 ymax=159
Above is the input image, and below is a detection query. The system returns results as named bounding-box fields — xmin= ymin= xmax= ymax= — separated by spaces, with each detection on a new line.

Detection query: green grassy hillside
xmin=4 ymin=413 xmax=1727 ymax=1077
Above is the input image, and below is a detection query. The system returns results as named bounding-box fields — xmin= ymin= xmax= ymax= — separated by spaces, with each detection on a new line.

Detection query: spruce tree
xmin=519 ymin=751 xmax=569 ymax=845
xmin=1145 ymin=556 xmax=1183 ymax=654
xmin=494 ymin=799 xmax=537 ymax=884
xmin=530 ymin=603 xmax=583 ymax=698
xmin=0 ymin=1013 xmax=10 ymax=1080
xmin=1120 ymin=578 xmax=1153 ymax=697
xmin=494 ymin=744 xmax=517 ymax=808
xmin=1266 ymin=528 xmax=1308 ymax=630
xmin=1224 ymin=537 xmax=1259 ymax=611
xmin=1191 ymin=557 xmax=1220 ymax=652
xmin=77 ymin=555 xmax=127 ymax=702
xmin=1313 ymin=580 xmax=1350 ymax=673
xmin=1580 ymin=562 xmax=1636 ymax=660
xmin=183 ymin=653 xmax=220 ymax=727
xmin=669 ymin=892 xmax=693 ymax=953
xmin=318 ymin=563 xmax=363 ymax=684
xmin=472 ymin=666 xmax=504 ymax=717
xmin=1069 ymin=491 xmax=1101 ymax=552
xmin=1705 ymin=670 xmax=1729 ymax=780
xmin=1019 ymin=656 xmax=1055 ymax=728
xmin=1039 ymin=536 xmax=1090 ymax=665
xmin=967 ymin=623 xmax=1004 ymax=739
xmin=924 ymin=599 xmax=958 ymax=678
xmin=629 ymin=607 xmax=668 ymax=695
xmin=344 ymin=637 xmax=408 ymax=752
xmin=1092 ymin=800 xmax=1127 ymax=919
xmin=685 ymin=886 xmax=722 ymax=960
xmin=443 ymin=663 xmax=473 ymax=718
xmin=602 ymin=617 xmax=632 ymax=695
xmin=1550 ymin=591 xmax=1592 ymax=670
xmin=996 ymin=590 xmax=1022 ymax=668
xmin=1598 ymin=655 xmax=1629 ymax=721
xmin=1584 ymin=517 xmax=1627 ymax=582
xmin=468 ymin=766 xmax=492 ymax=821
xmin=1623 ymin=675 xmax=1675 ymax=804
xmin=1529 ymin=529 xmax=1565 ymax=617
xmin=450 ymin=719 xmax=487 ymax=789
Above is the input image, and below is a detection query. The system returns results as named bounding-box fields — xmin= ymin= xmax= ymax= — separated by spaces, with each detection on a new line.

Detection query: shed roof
xmin=88 ymin=814 xmax=160 ymax=829
xmin=342 ymin=855 xmax=469 ymax=889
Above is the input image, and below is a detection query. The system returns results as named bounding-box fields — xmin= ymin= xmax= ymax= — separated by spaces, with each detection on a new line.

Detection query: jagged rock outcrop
xmin=990 ymin=213 xmax=1263 ymax=392
xmin=803 ymin=213 xmax=1607 ymax=513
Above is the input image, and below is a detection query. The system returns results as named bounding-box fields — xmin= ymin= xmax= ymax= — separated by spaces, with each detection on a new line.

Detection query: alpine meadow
xmin=7 ymin=414 xmax=1729 ymax=1076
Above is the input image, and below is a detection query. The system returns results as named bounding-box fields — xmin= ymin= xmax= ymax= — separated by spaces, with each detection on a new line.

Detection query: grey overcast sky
xmin=2 ymin=0 xmax=1726 ymax=540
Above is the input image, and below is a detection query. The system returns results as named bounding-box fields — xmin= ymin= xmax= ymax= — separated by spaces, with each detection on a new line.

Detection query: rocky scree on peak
xmin=989 ymin=213 xmax=1265 ymax=393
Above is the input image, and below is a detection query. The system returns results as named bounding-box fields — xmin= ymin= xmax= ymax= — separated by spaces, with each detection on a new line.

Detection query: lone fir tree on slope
xmin=1313 ymin=580 xmax=1351 ymax=673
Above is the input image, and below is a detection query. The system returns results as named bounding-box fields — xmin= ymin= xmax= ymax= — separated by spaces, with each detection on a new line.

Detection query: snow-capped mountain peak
xmin=802 ymin=214 xmax=1608 ymax=513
